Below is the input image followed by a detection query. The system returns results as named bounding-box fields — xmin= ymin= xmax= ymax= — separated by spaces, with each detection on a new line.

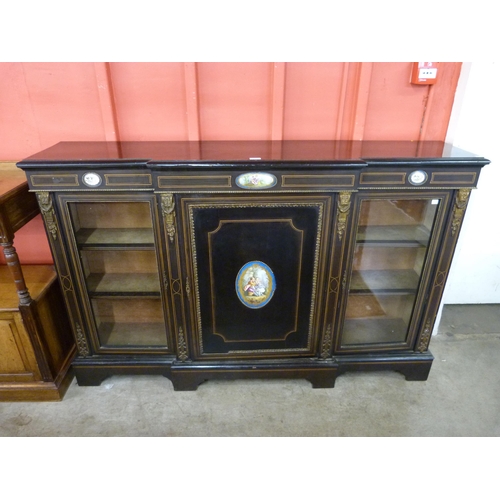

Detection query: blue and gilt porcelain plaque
xmin=235 ymin=261 xmax=276 ymax=309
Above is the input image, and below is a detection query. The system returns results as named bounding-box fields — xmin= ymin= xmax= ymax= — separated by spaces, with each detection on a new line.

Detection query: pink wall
xmin=0 ymin=62 xmax=462 ymax=264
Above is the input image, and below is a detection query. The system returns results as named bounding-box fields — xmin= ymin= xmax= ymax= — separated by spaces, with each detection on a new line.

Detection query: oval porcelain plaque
xmin=236 ymin=261 xmax=276 ymax=309
xmin=408 ymin=170 xmax=428 ymax=186
xmin=235 ymin=172 xmax=277 ymax=190
xmin=82 ymin=172 xmax=102 ymax=187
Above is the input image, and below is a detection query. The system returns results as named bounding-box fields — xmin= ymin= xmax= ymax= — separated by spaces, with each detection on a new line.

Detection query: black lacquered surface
xmin=18 ymin=140 xmax=487 ymax=166
xmin=191 ymin=202 xmax=323 ymax=355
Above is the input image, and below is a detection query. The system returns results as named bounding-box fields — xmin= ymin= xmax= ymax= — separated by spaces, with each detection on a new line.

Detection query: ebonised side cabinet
xmin=17 ymin=141 xmax=490 ymax=391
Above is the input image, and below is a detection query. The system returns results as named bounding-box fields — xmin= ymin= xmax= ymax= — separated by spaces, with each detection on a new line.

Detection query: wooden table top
xmin=0 ymin=161 xmax=27 ymax=198
xmin=0 ymin=161 xmax=39 ymax=238
xmin=0 ymin=265 xmax=56 ymax=309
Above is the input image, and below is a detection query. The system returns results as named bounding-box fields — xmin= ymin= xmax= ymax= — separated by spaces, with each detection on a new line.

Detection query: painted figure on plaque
xmin=236 ymin=261 xmax=276 ymax=309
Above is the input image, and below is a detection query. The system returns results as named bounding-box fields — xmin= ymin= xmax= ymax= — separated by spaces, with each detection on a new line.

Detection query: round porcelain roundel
xmin=235 ymin=261 xmax=276 ymax=309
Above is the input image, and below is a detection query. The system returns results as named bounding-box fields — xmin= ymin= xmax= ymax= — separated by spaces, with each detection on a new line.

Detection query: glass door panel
xmin=91 ymin=297 xmax=166 ymax=347
xmin=80 ymin=249 xmax=161 ymax=295
xmin=341 ymin=198 xmax=439 ymax=347
xmin=71 ymin=202 xmax=155 ymax=244
xmin=68 ymin=201 xmax=167 ymax=349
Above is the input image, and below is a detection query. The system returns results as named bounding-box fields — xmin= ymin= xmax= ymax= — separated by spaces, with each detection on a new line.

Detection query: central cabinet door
xmin=180 ymin=195 xmax=333 ymax=359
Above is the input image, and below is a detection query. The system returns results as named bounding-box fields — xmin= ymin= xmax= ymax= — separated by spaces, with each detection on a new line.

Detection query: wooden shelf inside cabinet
xmin=98 ymin=322 xmax=168 ymax=347
xmin=0 ymin=162 xmax=75 ymax=401
xmin=86 ymin=273 xmax=161 ymax=296
xmin=91 ymin=294 xmax=168 ymax=349
xmin=356 ymin=225 xmax=431 ymax=246
xmin=350 ymin=269 xmax=420 ymax=294
xmin=342 ymin=318 xmax=409 ymax=345
xmin=76 ymin=228 xmax=155 ymax=247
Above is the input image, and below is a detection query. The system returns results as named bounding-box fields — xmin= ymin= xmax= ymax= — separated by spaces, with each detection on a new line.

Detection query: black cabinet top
xmin=17 ymin=141 xmax=490 ymax=168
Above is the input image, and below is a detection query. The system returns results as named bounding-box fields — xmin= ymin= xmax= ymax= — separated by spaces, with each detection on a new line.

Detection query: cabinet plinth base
xmin=72 ymin=356 xmax=174 ymax=386
xmin=170 ymin=360 xmax=339 ymax=391
xmin=70 ymin=352 xmax=433 ymax=391
xmin=336 ymin=351 xmax=434 ymax=382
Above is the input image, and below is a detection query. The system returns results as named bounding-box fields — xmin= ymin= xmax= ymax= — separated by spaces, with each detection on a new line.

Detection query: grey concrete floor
xmin=1 ymin=304 xmax=499 ymax=437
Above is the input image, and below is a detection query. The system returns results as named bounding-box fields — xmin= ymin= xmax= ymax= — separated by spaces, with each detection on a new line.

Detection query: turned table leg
xmin=1 ymin=241 xmax=31 ymax=305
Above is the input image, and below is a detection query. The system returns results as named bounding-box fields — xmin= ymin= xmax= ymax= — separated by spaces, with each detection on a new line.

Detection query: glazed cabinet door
xmin=336 ymin=191 xmax=451 ymax=352
xmin=56 ymin=193 xmax=173 ymax=353
xmin=178 ymin=194 xmax=334 ymax=360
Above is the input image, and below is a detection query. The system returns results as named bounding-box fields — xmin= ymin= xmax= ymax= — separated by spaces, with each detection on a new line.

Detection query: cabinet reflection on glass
xmin=68 ymin=201 xmax=167 ymax=348
xmin=341 ymin=198 xmax=439 ymax=346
